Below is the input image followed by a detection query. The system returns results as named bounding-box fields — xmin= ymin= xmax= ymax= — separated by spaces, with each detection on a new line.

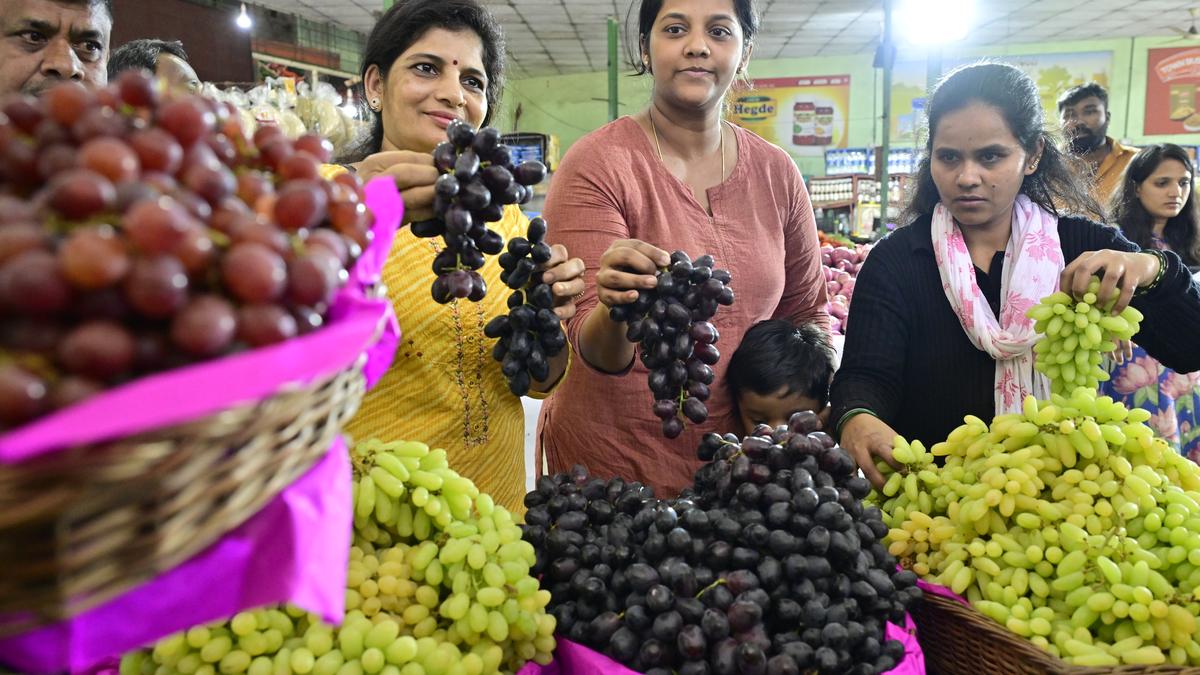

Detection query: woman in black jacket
xmin=831 ymin=63 xmax=1200 ymax=487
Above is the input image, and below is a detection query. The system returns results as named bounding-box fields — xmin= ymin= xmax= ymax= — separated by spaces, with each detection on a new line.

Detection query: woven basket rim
xmin=0 ymin=361 xmax=366 ymax=635
xmin=918 ymin=592 xmax=1200 ymax=674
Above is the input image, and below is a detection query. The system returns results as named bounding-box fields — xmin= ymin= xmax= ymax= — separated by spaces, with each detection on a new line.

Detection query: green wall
xmin=495 ymin=36 xmax=1200 ymax=177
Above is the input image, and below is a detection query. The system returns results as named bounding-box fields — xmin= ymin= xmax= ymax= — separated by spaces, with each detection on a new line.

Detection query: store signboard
xmin=729 ymin=75 xmax=851 ymax=158
xmin=1145 ymin=47 xmax=1200 ymax=135
xmin=891 ymin=52 xmax=1113 ymax=142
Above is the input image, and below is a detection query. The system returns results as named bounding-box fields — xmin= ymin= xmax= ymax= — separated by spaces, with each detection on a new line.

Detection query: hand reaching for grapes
xmin=1111 ymin=338 xmax=1134 ymax=365
xmin=351 ymin=151 xmax=439 ymax=224
xmin=838 ymin=412 xmax=902 ymax=488
xmin=595 ymin=239 xmax=671 ymax=308
xmin=539 ymin=244 xmax=585 ymax=321
xmin=1061 ymin=250 xmax=1161 ymax=314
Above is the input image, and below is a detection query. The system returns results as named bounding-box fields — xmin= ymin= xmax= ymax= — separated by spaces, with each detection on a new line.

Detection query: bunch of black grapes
xmin=409 ymin=119 xmax=548 ymax=303
xmin=607 ymin=251 xmax=733 ymax=439
xmin=483 ymin=216 xmax=568 ymax=396
xmin=521 ymin=411 xmax=921 ymax=675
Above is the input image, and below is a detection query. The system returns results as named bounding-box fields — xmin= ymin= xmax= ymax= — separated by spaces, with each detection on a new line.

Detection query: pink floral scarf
xmin=932 ymin=194 xmax=1064 ymax=413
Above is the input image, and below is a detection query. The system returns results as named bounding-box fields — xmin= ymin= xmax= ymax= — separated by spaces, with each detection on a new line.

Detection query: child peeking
xmin=727 ymin=320 xmax=836 ymax=435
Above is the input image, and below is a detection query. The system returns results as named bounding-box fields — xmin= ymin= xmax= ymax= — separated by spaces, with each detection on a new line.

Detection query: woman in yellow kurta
xmin=322 ymin=0 xmax=584 ymax=514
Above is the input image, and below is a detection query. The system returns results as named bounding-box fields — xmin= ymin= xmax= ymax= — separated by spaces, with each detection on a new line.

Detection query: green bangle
xmin=836 ymin=408 xmax=878 ymax=437
xmin=1135 ymin=249 xmax=1168 ymax=296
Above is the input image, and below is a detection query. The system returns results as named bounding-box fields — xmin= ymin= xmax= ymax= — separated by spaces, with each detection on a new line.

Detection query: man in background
xmin=0 ymin=0 xmax=111 ymax=97
xmin=1058 ymin=82 xmax=1138 ymax=209
xmin=108 ymin=38 xmax=200 ymax=94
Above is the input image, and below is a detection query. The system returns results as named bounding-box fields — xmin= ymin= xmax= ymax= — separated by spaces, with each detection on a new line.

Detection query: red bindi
xmin=453 ymin=59 xmax=459 ymax=65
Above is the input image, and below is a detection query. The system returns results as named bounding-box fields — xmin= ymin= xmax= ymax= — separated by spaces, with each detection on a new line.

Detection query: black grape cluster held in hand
xmin=407 ymin=119 xmax=548 ymax=304
xmin=607 ymin=251 xmax=734 ymax=439
xmin=483 ymin=216 xmax=567 ymax=396
xmin=520 ymin=411 xmax=922 ymax=675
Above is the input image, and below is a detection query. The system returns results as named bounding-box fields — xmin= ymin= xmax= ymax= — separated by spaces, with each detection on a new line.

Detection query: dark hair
xmin=903 ymin=62 xmax=1103 ymax=225
xmin=340 ymin=0 xmax=506 ymax=163
xmin=1109 ymin=143 xmax=1200 ymax=267
xmin=628 ymin=0 xmax=759 ymax=74
xmin=107 ymin=39 xmax=188 ymax=80
xmin=71 ymin=0 xmax=112 ymax=21
xmin=727 ymin=320 xmax=835 ymax=407
xmin=1057 ymin=82 xmax=1109 ymax=114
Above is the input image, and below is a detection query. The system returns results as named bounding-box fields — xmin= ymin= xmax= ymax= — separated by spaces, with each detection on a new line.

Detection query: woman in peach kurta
xmin=537 ymin=117 xmax=829 ymax=498
xmin=537 ymin=0 xmax=829 ymax=497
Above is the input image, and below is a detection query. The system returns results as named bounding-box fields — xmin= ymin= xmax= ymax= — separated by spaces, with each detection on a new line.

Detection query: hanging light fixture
xmin=236 ymin=3 xmax=253 ymax=30
xmin=896 ymin=0 xmax=972 ymax=45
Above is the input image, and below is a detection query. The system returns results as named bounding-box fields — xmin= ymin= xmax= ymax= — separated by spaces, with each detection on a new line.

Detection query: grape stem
xmin=694 ymin=578 xmax=726 ymax=599
xmin=207 ymin=228 xmax=231 ymax=248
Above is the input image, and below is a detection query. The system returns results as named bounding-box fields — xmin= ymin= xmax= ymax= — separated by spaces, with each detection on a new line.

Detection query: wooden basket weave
xmin=0 ymin=360 xmax=366 ymax=636
xmin=913 ymin=592 xmax=1200 ymax=675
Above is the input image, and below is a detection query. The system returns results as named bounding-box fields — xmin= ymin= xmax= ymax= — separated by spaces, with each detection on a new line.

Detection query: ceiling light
xmin=897 ymin=0 xmax=972 ymax=45
xmin=236 ymin=3 xmax=253 ymax=30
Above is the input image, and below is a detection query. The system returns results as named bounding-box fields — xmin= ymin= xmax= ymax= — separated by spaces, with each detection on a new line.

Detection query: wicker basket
xmin=913 ymin=592 xmax=1200 ymax=675
xmin=0 ymin=360 xmax=366 ymax=636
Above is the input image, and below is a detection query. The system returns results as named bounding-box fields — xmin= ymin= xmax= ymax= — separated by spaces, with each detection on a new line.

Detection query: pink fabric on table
xmin=538 ymin=116 xmax=830 ymax=498
xmin=886 ymin=614 xmax=926 ymax=675
xmin=0 ymin=439 xmax=352 ymax=674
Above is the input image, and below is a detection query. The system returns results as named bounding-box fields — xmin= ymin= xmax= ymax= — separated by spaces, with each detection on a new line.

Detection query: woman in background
xmin=1104 ymin=143 xmax=1200 ymax=460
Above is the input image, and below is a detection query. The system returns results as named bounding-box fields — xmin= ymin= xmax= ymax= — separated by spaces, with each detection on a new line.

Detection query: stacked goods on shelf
xmin=874 ymin=278 xmax=1200 ymax=668
xmin=123 ymin=439 xmax=556 ymax=675
xmin=822 ymin=244 xmax=871 ymax=336
xmin=203 ymin=79 xmax=364 ymax=159
xmin=522 ymin=413 xmax=923 ymax=675
xmin=0 ymin=72 xmax=373 ymax=428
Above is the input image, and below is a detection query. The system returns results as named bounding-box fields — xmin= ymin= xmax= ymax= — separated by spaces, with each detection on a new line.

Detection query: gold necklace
xmin=649 ymin=107 xmax=725 ymax=178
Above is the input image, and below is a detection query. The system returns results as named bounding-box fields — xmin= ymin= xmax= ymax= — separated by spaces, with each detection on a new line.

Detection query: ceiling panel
xmin=242 ymin=0 xmax=1200 ymax=77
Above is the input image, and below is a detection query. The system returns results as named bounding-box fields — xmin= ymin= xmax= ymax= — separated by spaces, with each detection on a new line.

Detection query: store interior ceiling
xmin=249 ymin=0 xmax=1200 ymax=77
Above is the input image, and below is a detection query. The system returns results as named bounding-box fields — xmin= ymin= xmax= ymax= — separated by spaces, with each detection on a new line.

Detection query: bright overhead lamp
xmin=896 ymin=0 xmax=972 ymax=45
xmin=236 ymin=3 xmax=253 ymax=30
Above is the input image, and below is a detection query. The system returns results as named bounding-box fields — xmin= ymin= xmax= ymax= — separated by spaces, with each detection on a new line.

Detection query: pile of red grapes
xmin=409 ymin=120 xmax=547 ymax=304
xmin=484 ymin=216 xmax=567 ymax=396
xmin=608 ymin=252 xmax=733 ymax=438
xmin=521 ymin=412 xmax=920 ymax=675
xmin=0 ymin=73 xmax=372 ymax=429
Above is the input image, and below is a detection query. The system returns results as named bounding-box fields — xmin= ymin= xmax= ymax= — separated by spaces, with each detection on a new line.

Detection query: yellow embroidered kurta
xmin=323 ymin=165 xmax=553 ymax=514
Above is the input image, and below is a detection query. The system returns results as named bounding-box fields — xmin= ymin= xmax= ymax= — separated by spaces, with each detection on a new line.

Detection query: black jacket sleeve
xmin=1067 ymin=218 xmax=1200 ymax=373
xmin=829 ymin=234 xmax=910 ymax=431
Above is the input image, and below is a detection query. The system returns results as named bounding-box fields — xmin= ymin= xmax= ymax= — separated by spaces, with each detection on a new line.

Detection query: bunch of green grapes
xmin=872 ymin=387 xmax=1200 ymax=667
xmin=871 ymin=436 xmax=936 ymax=514
xmin=347 ymin=439 xmax=555 ymax=671
xmin=123 ymin=439 xmax=555 ymax=675
xmin=1027 ymin=278 xmax=1142 ymax=395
